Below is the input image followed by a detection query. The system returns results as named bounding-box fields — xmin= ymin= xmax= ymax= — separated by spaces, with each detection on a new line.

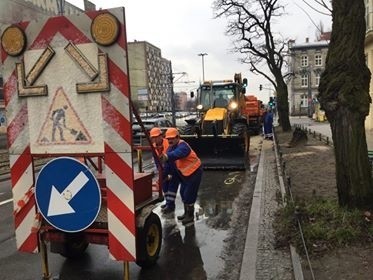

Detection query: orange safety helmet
xmin=165 ymin=127 xmax=179 ymax=139
xmin=149 ymin=127 xmax=162 ymax=137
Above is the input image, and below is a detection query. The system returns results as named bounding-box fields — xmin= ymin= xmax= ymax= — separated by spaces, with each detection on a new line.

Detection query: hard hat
xmin=149 ymin=127 xmax=162 ymax=137
xmin=165 ymin=127 xmax=179 ymax=139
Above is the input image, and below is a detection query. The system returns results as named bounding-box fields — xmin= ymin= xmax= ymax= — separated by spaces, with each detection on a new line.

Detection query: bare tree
xmin=318 ymin=0 xmax=373 ymax=209
xmin=213 ymin=0 xmax=291 ymax=131
xmin=302 ymin=0 xmax=332 ymax=15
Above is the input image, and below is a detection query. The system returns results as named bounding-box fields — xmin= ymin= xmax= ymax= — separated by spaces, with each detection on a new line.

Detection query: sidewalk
xmin=290 ymin=116 xmax=373 ymax=150
xmin=240 ymin=138 xmax=294 ymax=280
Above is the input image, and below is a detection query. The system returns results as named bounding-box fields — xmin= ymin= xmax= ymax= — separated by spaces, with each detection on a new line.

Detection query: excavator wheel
xmin=232 ymin=123 xmax=249 ymax=154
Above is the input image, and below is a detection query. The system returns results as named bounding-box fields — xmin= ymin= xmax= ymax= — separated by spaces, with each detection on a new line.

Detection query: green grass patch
xmin=274 ymin=197 xmax=373 ymax=256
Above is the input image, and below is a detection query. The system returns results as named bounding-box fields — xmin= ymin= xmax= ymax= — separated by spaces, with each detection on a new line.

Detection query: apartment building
xmin=127 ymin=41 xmax=173 ymax=112
xmin=287 ymin=38 xmax=329 ymax=116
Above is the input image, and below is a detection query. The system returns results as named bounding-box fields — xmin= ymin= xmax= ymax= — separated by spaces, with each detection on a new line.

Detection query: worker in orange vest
xmin=149 ymin=127 xmax=179 ymax=214
xmin=161 ymin=127 xmax=203 ymax=225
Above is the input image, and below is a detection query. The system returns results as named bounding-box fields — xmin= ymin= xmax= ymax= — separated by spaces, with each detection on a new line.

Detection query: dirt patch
xmin=276 ymin=128 xmax=373 ymax=280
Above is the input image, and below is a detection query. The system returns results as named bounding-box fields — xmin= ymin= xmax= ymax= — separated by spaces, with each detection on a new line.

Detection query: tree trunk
xmin=276 ymin=77 xmax=291 ymax=132
xmin=330 ymin=108 xmax=373 ymax=207
xmin=318 ymin=0 xmax=373 ymax=209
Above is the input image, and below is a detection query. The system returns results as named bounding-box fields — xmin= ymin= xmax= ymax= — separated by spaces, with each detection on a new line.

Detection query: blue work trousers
xmin=179 ymin=166 xmax=203 ymax=204
xmin=162 ymin=172 xmax=179 ymax=209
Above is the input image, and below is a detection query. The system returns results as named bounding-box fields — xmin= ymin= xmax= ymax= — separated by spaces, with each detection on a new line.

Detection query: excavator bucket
xmin=181 ymin=134 xmax=249 ymax=170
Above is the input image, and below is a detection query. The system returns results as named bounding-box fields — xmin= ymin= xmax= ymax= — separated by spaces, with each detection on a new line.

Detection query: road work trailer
xmin=1 ymin=7 xmax=163 ymax=279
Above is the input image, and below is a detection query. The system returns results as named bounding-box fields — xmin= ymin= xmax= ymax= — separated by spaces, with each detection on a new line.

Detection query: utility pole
xmin=198 ymin=53 xmax=208 ymax=82
xmin=170 ymin=69 xmax=176 ymax=127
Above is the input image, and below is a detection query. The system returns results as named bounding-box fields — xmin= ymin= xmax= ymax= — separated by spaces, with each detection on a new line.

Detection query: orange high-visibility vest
xmin=174 ymin=140 xmax=201 ymax=177
xmin=153 ymin=138 xmax=169 ymax=157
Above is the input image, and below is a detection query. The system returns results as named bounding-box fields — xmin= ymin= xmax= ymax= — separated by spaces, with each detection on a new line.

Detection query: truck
xmin=243 ymin=95 xmax=264 ymax=135
xmin=180 ymin=73 xmax=250 ymax=170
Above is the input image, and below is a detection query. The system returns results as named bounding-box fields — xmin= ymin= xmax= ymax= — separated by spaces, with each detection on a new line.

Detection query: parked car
xmin=132 ymin=117 xmax=173 ymax=145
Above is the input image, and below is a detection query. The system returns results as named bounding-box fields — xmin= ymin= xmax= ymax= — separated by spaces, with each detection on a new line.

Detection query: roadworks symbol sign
xmin=37 ymin=87 xmax=91 ymax=145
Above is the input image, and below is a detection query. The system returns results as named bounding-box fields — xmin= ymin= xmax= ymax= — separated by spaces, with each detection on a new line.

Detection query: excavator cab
xmin=181 ymin=74 xmax=249 ymax=170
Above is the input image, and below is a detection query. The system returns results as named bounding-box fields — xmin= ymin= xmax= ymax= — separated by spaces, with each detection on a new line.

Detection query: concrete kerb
xmin=239 ymin=139 xmax=264 ymax=280
xmin=239 ymin=132 xmax=304 ymax=280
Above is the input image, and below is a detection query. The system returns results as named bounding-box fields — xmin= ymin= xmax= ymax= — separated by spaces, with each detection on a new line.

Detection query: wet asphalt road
xmin=0 ymin=156 xmax=252 ymax=280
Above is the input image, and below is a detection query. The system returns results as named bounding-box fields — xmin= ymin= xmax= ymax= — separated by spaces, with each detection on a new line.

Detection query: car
xmin=132 ymin=117 xmax=173 ymax=145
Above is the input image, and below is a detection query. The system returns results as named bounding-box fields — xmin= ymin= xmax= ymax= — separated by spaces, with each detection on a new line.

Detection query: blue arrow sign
xmin=35 ymin=157 xmax=101 ymax=233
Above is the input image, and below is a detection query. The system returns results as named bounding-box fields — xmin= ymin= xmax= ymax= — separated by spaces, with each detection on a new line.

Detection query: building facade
xmin=287 ymin=38 xmax=329 ymax=116
xmin=174 ymin=91 xmax=188 ymax=111
xmin=127 ymin=41 xmax=172 ymax=112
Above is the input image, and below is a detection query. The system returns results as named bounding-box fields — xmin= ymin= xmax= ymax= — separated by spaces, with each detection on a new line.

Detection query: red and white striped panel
xmin=1 ymin=8 xmax=136 ymax=260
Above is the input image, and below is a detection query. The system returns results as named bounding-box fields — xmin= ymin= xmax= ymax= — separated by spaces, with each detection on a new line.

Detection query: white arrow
xmin=47 ymin=171 xmax=89 ymax=217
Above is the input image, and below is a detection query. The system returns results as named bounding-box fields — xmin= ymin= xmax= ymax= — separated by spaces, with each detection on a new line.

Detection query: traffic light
xmin=269 ymin=97 xmax=274 ymax=108
xmin=259 ymin=84 xmax=263 ymax=91
xmin=243 ymin=78 xmax=248 ymax=88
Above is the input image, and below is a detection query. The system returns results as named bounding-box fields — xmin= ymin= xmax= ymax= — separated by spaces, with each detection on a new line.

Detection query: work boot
xmin=161 ymin=205 xmax=175 ymax=214
xmin=177 ymin=204 xmax=187 ymax=221
xmin=182 ymin=205 xmax=195 ymax=225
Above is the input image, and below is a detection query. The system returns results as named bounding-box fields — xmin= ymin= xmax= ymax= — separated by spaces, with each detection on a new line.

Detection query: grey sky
xmin=68 ymin=0 xmax=331 ymax=101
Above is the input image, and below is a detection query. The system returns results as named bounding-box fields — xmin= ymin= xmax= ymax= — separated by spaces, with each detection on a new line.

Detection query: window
xmin=315 ymin=54 xmax=322 ymax=66
xmin=301 ymin=55 xmax=308 ymax=67
xmin=301 ymin=95 xmax=308 ymax=107
xmin=315 ymin=72 xmax=321 ymax=86
xmin=301 ymin=74 xmax=308 ymax=87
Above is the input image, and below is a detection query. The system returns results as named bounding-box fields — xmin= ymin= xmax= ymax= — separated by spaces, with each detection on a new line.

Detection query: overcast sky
xmin=67 ymin=0 xmax=331 ymax=101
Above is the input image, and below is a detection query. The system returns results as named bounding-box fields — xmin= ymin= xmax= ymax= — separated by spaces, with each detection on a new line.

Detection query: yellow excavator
xmin=180 ymin=73 xmax=249 ymax=170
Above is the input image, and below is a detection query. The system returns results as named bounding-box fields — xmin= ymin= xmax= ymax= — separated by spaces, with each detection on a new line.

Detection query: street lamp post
xmin=198 ymin=53 xmax=208 ymax=82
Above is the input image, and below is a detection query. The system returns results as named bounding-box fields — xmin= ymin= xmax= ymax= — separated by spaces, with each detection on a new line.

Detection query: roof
xmin=290 ymin=40 xmax=329 ymax=51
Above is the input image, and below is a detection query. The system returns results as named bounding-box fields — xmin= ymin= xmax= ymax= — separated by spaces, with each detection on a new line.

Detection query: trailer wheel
xmin=136 ymin=212 xmax=162 ymax=268
xmin=58 ymin=235 xmax=89 ymax=259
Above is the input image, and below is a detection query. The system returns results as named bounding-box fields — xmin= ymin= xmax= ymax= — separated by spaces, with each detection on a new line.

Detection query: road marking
xmin=0 ymin=198 xmax=13 ymax=206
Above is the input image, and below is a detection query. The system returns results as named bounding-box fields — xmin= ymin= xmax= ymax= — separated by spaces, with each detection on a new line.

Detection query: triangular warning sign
xmin=37 ymin=87 xmax=92 ymax=145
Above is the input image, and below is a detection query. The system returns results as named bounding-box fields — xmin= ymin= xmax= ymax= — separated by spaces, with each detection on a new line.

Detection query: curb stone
xmin=239 ymin=138 xmax=296 ymax=280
